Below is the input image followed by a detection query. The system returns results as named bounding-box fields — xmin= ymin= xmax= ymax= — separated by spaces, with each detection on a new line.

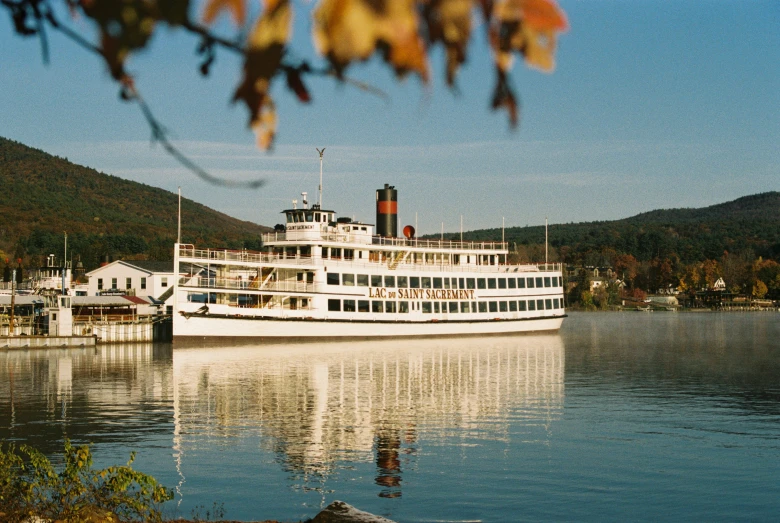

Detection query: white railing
xmin=261 ymin=232 xmax=507 ymax=251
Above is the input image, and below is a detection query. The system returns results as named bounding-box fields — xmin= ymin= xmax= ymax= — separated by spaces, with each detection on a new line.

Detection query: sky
xmin=1 ymin=1 xmax=778 ymax=235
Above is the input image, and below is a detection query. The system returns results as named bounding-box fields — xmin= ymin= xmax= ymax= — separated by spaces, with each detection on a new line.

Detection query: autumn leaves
xmin=89 ymin=0 xmax=568 ymax=150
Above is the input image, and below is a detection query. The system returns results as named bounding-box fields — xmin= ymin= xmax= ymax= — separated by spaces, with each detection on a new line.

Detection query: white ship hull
xmin=174 ymin=312 xmax=564 ymax=343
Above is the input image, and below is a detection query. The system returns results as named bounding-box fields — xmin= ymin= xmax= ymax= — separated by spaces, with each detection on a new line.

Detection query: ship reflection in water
xmin=173 ymin=335 xmax=564 ymax=499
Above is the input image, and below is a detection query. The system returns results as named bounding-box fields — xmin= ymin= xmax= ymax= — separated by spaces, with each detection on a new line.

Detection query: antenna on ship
xmin=545 ymin=216 xmax=549 ymax=268
xmin=316 ymin=147 xmax=325 ymax=207
xmin=302 ymin=192 xmax=308 ymax=209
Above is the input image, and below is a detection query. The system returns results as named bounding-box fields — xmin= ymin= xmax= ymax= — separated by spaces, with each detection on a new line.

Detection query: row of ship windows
xmin=327 ymin=298 xmax=563 ymax=313
xmin=326 ymin=273 xmax=560 ymax=289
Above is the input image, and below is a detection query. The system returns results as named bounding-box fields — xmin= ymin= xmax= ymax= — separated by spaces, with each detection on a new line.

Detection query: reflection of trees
xmin=173 ymin=336 xmax=564 ymax=497
xmin=0 ymin=344 xmax=174 ymax=454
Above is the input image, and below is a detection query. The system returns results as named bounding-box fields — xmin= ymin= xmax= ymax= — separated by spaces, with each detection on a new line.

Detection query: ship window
xmin=478 ymin=302 xmax=487 ymax=313
xmin=342 ymin=274 xmax=354 ymax=286
xmin=546 ymin=299 xmax=553 ymax=310
xmin=297 ymin=272 xmax=304 ymax=282
xmin=489 ymin=301 xmax=498 ymax=313
xmin=433 ymin=302 xmax=440 ymax=313
xmin=300 ymin=246 xmax=311 ymax=257
xmin=372 ymin=301 xmax=383 ymax=313
xmin=344 ymin=249 xmax=354 ymax=260
xmin=444 ymin=278 xmax=451 ymax=289
xmin=327 ymin=273 xmax=339 ymax=285
xmin=422 ymin=302 xmax=432 ymax=313
xmin=528 ymin=300 xmax=536 ymax=311
xmin=307 ymin=272 xmax=315 ymax=284
xmin=488 ymin=278 xmax=497 ymax=289
xmin=477 ymin=278 xmax=486 ymax=289
xmin=286 ymin=247 xmax=297 ymax=258
xmin=343 ymin=300 xmax=356 ymax=312
xmin=322 ymin=247 xmax=329 ymax=258
xmin=97 ymin=278 xmax=103 ymax=290
xmin=397 ymin=276 xmax=408 ymax=288
xmin=508 ymin=278 xmax=516 ymax=289
xmin=386 ymin=301 xmax=397 ymax=313
xmin=518 ymin=300 xmax=527 ymax=311
xmin=527 ymin=277 xmax=535 ymax=288
xmin=410 ymin=277 xmax=420 ymax=289
xmin=467 ymin=278 xmax=475 ymax=289
xmin=499 ymin=301 xmax=508 ymax=312
xmin=554 ymin=298 xmax=560 ymax=309
xmin=328 ymin=299 xmax=341 ymax=311
xmin=384 ymin=276 xmax=396 ymax=288
xmin=357 ymin=274 xmax=369 ymax=286
xmin=399 ymin=301 xmax=409 ymax=313
xmin=358 ymin=300 xmax=370 ymax=312
xmin=422 ymin=277 xmax=432 ymax=289
xmin=460 ymin=302 xmax=470 ymax=313
xmin=544 ymin=277 xmax=551 ymax=287
xmin=536 ymin=277 xmax=543 ymax=288
xmin=517 ymin=278 xmax=525 ymax=289
xmin=459 ymin=278 xmax=465 ymax=289
xmin=498 ymin=278 xmax=507 ymax=289
xmin=371 ymin=275 xmax=382 ymax=287
xmin=448 ymin=302 xmax=458 ymax=313
xmin=536 ymin=299 xmax=544 ymax=310
xmin=315 ymin=213 xmax=321 ymax=222
xmin=332 ymin=248 xmax=342 ymax=259
xmin=509 ymin=301 xmax=517 ymax=312
xmin=287 ymin=214 xmax=294 ymax=223
xmin=306 ymin=213 xmax=314 ymax=222
xmin=433 ymin=278 xmax=442 ymax=289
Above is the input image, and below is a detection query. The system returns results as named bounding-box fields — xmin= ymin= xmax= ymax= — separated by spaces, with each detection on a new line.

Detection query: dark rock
xmin=308 ymin=501 xmax=397 ymax=523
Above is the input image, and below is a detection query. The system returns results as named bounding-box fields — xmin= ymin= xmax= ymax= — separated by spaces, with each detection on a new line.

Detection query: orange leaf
xmin=203 ymin=0 xmax=247 ymax=26
xmin=519 ymin=0 xmax=567 ymax=32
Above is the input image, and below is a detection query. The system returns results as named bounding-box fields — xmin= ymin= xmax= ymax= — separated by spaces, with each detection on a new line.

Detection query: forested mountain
xmin=446 ymin=192 xmax=780 ymax=265
xmin=0 ymin=137 xmax=270 ymax=270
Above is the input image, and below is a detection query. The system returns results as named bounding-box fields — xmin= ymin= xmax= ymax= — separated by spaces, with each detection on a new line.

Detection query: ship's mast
xmin=316 ymin=147 xmax=325 ymax=207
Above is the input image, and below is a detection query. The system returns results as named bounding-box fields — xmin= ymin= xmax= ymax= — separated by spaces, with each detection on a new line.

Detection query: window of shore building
xmin=328 ymin=299 xmax=341 ymax=311
xmin=342 ymin=274 xmax=355 ymax=286
xmin=546 ymin=299 xmax=553 ymax=310
xmin=488 ymin=278 xmax=497 ymax=289
xmin=357 ymin=274 xmax=369 ymax=286
xmin=434 ymin=302 xmax=440 ymax=313
xmin=98 ymin=278 xmax=103 ymax=290
xmin=422 ymin=302 xmax=432 ymax=313
xmin=140 ymin=277 xmax=147 ymax=290
xmin=384 ymin=276 xmax=396 ymax=288
xmin=537 ymin=299 xmax=544 ymax=310
xmin=527 ymin=277 xmax=535 ymax=288
xmin=489 ymin=301 xmax=498 ymax=313
xmin=343 ymin=300 xmax=356 ymax=312
xmin=498 ymin=278 xmax=507 ymax=289
xmin=478 ymin=302 xmax=487 ymax=313
xmin=327 ymin=273 xmax=339 ymax=285
xmin=372 ymin=301 xmax=383 ymax=313
xmin=518 ymin=300 xmax=527 ymax=311
xmin=460 ymin=302 xmax=470 ymax=313
xmin=386 ymin=301 xmax=397 ymax=313
xmin=371 ymin=275 xmax=382 ymax=287
xmin=422 ymin=277 xmax=432 ymax=289
xmin=500 ymin=301 xmax=508 ymax=312
xmin=161 ymin=277 xmax=168 ymax=288
xmin=433 ymin=278 xmax=442 ymax=289
xmin=126 ymin=278 xmax=132 ymax=290
xmin=467 ymin=278 xmax=476 ymax=289
xmin=398 ymin=276 xmax=408 ymax=288
xmin=517 ymin=278 xmax=526 ymax=289
xmin=399 ymin=301 xmax=409 ymax=313
xmin=528 ymin=300 xmax=536 ymax=311
xmin=111 ymin=278 xmax=117 ymax=289
xmin=448 ymin=302 xmax=458 ymax=313
xmin=509 ymin=301 xmax=517 ymax=312
xmin=544 ymin=277 xmax=551 ymax=287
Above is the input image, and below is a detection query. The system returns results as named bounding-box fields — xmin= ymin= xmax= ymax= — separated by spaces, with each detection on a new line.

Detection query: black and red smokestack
xmin=376 ymin=184 xmax=398 ymax=237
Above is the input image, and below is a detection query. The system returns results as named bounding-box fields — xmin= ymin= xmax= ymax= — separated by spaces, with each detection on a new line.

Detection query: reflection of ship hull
xmin=174 ymin=313 xmax=564 ymax=343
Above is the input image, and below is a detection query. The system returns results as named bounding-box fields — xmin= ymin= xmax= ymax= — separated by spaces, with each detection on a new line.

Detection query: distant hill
xmin=433 ymin=192 xmax=780 ymax=263
xmin=0 ymin=137 xmax=270 ymax=269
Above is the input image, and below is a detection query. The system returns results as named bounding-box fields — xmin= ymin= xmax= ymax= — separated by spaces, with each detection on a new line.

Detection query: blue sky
xmin=1 ymin=1 xmax=778 ymax=234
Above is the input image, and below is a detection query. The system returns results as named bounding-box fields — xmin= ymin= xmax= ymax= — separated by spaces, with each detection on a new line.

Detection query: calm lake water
xmin=2 ymin=312 xmax=779 ymax=522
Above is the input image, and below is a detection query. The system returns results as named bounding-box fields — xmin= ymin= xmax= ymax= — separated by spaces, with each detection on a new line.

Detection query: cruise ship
xmin=173 ymin=184 xmax=565 ymax=342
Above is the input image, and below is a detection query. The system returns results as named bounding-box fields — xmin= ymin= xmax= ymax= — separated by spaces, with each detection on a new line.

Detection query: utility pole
xmin=9 ymin=269 xmax=15 ymax=337
xmin=177 ymin=187 xmax=182 ymax=244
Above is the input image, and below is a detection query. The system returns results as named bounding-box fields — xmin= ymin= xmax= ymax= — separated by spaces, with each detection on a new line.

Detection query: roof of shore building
xmin=86 ymin=260 xmax=176 ymax=276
